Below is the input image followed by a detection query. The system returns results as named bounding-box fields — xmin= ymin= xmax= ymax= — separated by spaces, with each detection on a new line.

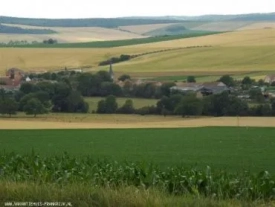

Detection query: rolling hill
xmin=0 ymin=28 xmax=274 ymax=78
xmin=0 ymin=13 xmax=274 ymax=44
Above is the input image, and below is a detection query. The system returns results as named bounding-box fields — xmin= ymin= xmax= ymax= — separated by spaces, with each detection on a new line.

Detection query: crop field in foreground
xmin=0 ymin=127 xmax=275 ymax=172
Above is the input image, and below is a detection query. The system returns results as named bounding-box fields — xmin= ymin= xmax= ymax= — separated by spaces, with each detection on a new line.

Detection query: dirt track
xmin=0 ymin=117 xmax=274 ymax=129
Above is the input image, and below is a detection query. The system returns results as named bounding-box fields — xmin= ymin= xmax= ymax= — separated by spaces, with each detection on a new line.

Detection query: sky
xmin=0 ymin=0 xmax=274 ymax=18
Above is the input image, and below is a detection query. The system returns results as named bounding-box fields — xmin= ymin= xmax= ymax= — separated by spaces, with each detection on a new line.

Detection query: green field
xmin=1 ymin=127 xmax=275 ymax=172
xmin=85 ymin=97 xmax=157 ymax=112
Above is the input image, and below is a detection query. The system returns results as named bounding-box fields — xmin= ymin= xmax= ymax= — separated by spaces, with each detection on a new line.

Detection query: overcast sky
xmin=0 ymin=0 xmax=274 ymax=18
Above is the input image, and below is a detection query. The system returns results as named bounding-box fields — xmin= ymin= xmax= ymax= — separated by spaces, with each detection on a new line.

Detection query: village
xmin=1 ymin=66 xmax=275 ymax=101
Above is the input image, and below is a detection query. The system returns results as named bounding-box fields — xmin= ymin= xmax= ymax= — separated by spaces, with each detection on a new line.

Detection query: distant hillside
xmin=0 ymin=16 xmax=182 ymax=28
xmin=0 ymin=31 xmax=219 ymax=48
xmin=0 ymin=24 xmax=56 ymax=34
xmin=125 ymin=13 xmax=275 ymax=22
xmin=231 ymin=13 xmax=275 ymax=21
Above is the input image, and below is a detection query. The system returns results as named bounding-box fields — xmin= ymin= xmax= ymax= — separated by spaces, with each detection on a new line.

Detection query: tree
xmin=242 ymin=76 xmax=254 ymax=85
xmin=97 ymin=95 xmax=118 ymax=114
xmin=66 ymin=91 xmax=89 ymax=113
xmin=118 ymin=74 xmax=131 ymax=82
xmin=187 ymin=76 xmax=196 ymax=83
xmin=99 ymin=82 xmax=122 ymax=96
xmin=0 ymin=98 xmax=18 ymax=117
xmin=96 ymin=71 xmax=112 ymax=82
xmin=117 ymin=99 xmax=135 ymax=114
xmin=20 ymin=82 xmax=38 ymax=94
xmin=218 ymin=75 xmax=235 ymax=87
xmin=104 ymin=95 xmax=118 ymax=113
xmin=271 ymin=98 xmax=275 ymax=115
xmin=249 ymin=88 xmax=264 ymax=103
xmin=97 ymin=100 xmax=107 ymax=114
xmin=156 ymin=94 xmax=183 ymax=114
xmin=51 ymin=82 xmax=72 ymax=112
xmin=23 ymin=98 xmax=47 ymax=117
xmin=258 ymin=79 xmax=265 ymax=86
xmin=174 ymin=95 xmax=203 ymax=116
xmin=250 ymin=104 xmax=272 ymax=116
xmin=160 ymin=82 xmax=175 ymax=97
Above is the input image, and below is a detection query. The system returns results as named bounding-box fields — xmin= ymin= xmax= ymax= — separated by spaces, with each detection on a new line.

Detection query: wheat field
xmin=0 ymin=29 xmax=274 ymax=76
xmin=0 ymin=115 xmax=275 ymax=129
xmin=0 ymin=24 xmax=146 ymax=43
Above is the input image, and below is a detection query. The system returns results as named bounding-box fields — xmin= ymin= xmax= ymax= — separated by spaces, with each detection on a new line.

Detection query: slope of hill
xmin=0 ymin=32 xmax=218 ymax=47
xmin=191 ymin=21 xmax=252 ymax=32
xmin=0 ymin=24 xmax=56 ymax=34
xmin=0 ymin=16 xmax=182 ymax=28
xmin=123 ymin=13 xmax=275 ymax=21
xmin=0 ymin=29 xmax=274 ymax=76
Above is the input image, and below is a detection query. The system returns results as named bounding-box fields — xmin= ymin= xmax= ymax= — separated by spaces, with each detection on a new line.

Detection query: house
xmin=170 ymin=82 xmax=230 ymax=96
xmin=264 ymin=74 xmax=275 ymax=84
xmin=201 ymin=82 xmax=230 ymax=95
xmin=171 ymin=82 xmax=203 ymax=93
xmin=0 ymin=68 xmax=25 ymax=92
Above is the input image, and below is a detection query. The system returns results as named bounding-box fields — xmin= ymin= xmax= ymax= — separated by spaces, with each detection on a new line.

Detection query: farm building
xmin=0 ymin=68 xmax=25 ymax=92
xmin=171 ymin=82 xmax=230 ymax=96
xmin=264 ymin=74 xmax=275 ymax=84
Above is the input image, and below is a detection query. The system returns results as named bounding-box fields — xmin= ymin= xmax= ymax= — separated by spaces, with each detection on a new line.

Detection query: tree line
xmin=1 ymin=70 xmax=275 ymax=117
xmin=0 ymin=80 xmax=88 ymax=117
xmin=96 ymin=93 xmax=275 ymax=117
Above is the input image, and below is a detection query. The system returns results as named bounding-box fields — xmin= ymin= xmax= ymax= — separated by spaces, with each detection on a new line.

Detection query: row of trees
xmin=158 ymin=92 xmax=275 ymax=116
xmin=95 ymin=92 xmax=275 ymax=117
xmin=96 ymin=95 xmax=157 ymax=115
xmin=0 ymin=80 xmax=89 ymax=117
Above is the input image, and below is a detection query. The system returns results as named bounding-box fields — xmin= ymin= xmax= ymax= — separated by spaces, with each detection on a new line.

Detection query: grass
xmin=1 ymin=182 xmax=272 ymax=207
xmin=150 ymin=71 xmax=269 ymax=82
xmin=84 ymin=97 xmax=157 ymax=112
xmin=0 ymin=127 xmax=275 ymax=172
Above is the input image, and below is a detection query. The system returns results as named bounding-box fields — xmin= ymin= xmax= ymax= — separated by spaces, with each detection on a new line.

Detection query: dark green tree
xmin=66 ymin=91 xmax=89 ymax=113
xmin=218 ymin=75 xmax=235 ymax=87
xmin=97 ymin=100 xmax=107 ymax=114
xmin=160 ymin=82 xmax=175 ymax=97
xmin=104 ymin=95 xmax=118 ymax=113
xmin=187 ymin=76 xmax=196 ymax=83
xmin=96 ymin=95 xmax=118 ymax=114
xmin=20 ymin=82 xmax=38 ymax=94
xmin=0 ymin=98 xmax=18 ymax=117
xmin=118 ymin=74 xmax=131 ymax=82
xmin=174 ymin=95 xmax=203 ymax=116
xmin=117 ymin=99 xmax=135 ymax=114
xmin=23 ymin=98 xmax=47 ymax=117
xmin=249 ymin=88 xmax=264 ymax=103
xmin=100 ymin=82 xmax=123 ymax=96
xmin=242 ymin=76 xmax=254 ymax=85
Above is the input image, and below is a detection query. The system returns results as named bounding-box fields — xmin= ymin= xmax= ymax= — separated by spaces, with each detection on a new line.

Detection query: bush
xmin=97 ymin=95 xmax=118 ymax=114
xmin=135 ymin=105 xmax=158 ymax=115
xmin=117 ymin=99 xmax=135 ymax=114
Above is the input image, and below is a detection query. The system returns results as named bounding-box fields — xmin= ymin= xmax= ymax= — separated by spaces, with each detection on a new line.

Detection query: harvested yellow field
xmin=0 ymin=24 xmax=146 ymax=43
xmin=0 ymin=116 xmax=275 ymax=129
xmin=191 ymin=21 xmax=251 ymax=32
xmin=238 ymin=22 xmax=275 ymax=30
xmin=119 ymin=23 xmax=176 ymax=34
xmin=126 ymin=29 xmax=275 ymax=48
xmin=0 ymin=29 xmax=275 ymax=75
xmin=0 ymin=47 xmax=156 ymax=74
